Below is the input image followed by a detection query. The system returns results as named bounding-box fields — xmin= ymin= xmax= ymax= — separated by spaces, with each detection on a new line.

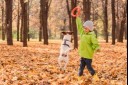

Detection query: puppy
xmin=58 ymin=31 xmax=73 ymax=70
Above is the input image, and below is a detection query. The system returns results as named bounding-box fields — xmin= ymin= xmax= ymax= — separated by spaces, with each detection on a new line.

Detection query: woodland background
xmin=0 ymin=0 xmax=127 ymax=85
xmin=0 ymin=0 xmax=127 ymax=47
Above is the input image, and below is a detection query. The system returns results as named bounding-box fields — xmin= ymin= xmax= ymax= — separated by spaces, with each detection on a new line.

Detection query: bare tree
xmin=20 ymin=0 xmax=23 ymax=42
xmin=27 ymin=0 xmax=30 ymax=41
xmin=66 ymin=0 xmax=72 ymax=31
xmin=116 ymin=0 xmax=120 ymax=40
xmin=17 ymin=0 xmax=20 ymax=41
xmin=101 ymin=0 xmax=109 ymax=43
xmin=20 ymin=0 xmax=28 ymax=47
xmin=118 ymin=2 xmax=127 ymax=42
xmin=1 ymin=0 xmax=5 ymax=40
xmin=39 ymin=8 xmax=42 ymax=41
xmin=5 ymin=0 xmax=13 ymax=45
xmin=40 ymin=0 xmax=52 ymax=45
xmin=111 ymin=0 xmax=116 ymax=45
xmin=83 ymin=0 xmax=91 ymax=21
xmin=71 ymin=0 xmax=78 ymax=49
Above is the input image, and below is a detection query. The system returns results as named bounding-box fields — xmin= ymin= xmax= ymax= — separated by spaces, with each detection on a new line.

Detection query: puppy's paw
xmin=68 ymin=48 xmax=73 ymax=52
xmin=59 ymin=68 xmax=66 ymax=73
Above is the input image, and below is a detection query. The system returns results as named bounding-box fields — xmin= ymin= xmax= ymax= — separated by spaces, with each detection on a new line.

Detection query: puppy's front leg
xmin=65 ymin=48 xmax=73 ymax=54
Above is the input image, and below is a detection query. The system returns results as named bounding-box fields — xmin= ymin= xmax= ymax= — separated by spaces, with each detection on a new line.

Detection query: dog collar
xmin=62 ymin=39 xmax=70 ymax=47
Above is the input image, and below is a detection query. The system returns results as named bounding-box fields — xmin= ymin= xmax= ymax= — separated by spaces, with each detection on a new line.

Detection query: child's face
xmin=84 ymin=27 xmax=90 ymax=33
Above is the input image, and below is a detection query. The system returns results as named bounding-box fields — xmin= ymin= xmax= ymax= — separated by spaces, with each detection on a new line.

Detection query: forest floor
xmin=0 ymin=40 xmax=127 ymax=85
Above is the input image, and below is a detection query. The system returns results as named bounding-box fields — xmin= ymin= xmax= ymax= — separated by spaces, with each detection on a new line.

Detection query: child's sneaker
xmin=77 ymin=76 xmax=84 ymax=81
xmin=78 ymin=76 xmax=82 ymax=81
xmin=92 ymin=73 xmax=99 ymax=81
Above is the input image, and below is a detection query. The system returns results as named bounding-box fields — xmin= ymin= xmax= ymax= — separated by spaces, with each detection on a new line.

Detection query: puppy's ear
xmin=68 ymin=32 xmax=74 ymax=35
xmin=61 ymin=32 xmax=67 ymax=35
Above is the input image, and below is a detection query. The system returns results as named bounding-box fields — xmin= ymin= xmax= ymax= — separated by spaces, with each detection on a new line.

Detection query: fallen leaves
xmin=0 ymin=41 xmax=127 ymax=85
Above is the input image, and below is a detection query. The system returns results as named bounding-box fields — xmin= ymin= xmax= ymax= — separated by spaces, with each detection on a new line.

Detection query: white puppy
xmin=58 ymin=32 xmax=73 ymax=70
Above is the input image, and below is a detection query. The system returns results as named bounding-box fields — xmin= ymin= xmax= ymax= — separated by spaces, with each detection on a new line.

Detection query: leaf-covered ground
xmin=0 ymin=40 xmax=127 ymax=85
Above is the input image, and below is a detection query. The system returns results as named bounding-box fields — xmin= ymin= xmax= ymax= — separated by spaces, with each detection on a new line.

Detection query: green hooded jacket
xmin=76 ymin=17 xmax=100 ymax=59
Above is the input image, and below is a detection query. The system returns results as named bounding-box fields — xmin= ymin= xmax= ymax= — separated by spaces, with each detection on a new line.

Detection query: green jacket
xmin=76 ymin=17 xmax=100 ymax=59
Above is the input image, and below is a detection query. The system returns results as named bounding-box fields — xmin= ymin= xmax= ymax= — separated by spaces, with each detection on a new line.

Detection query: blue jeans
xmin=78 ymin=58 xmax=95 ymax=76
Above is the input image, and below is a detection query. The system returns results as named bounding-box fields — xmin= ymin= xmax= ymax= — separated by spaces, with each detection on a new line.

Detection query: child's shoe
xmin=78 ymin=76 xmax=85 ymax=81
xmin=78 ymin=76 xmax=82 ymax=81
xmin=92 ymin=73 xmax=99 ymax=81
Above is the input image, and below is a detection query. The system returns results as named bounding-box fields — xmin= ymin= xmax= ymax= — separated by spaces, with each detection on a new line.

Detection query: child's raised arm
xmin=76 ymin=17 xmax=84 ymax=34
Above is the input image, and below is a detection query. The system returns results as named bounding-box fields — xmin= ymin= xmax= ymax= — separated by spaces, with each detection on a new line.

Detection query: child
xmin=76 ymin=17 xmax=100 ymax=80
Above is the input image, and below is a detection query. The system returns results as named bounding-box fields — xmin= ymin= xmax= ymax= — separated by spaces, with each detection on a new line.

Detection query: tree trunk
xmin=40 ymin=0 xmax=52 ymax=45
xmin=39 ymin=8 xmax=42 ymax=41
xmin=83 ymin=0 xmax=91 ymax=21
xmin=20 ymin=4 xmax=23 ymax=42
xmin=111 ymin=0 xmax=116 ymax=45
xmin=124 ymin=22 xmax=127 ymax=40
xmin=39 ymin=27 xmax=43 ymax=41
xmin=5 ymin=0 xmax=13 ymax=45
xmin=92 ymin=1 xmax=98 ymax=38
xmin=41 ymin=0 xmax=48 ymax=45
xmin=93 ymin=29 xmax=98 ymax=38
xmin=104 ymin=0 xmax=109 ymax=43
xmin=20 ymin=0 xmax=28 ymax=47
xmin=116 ymin=20 xmax=120 ymax=41
xmin=63 ymin=18 xmax=66 ymax=30
xmin=101 ymin=0 xmax=109 ymax=42
xmin=17 ymin=0 xmax=20 ymax=41
xmin=1 ymin=0 xmax=5 ymax=40
xmin=66 ymin=0 xmax=72 ymax=31
xmin=23 ymin=2 xmax=28 ymax=47
xmin=118 ymin=2 xmax=127 ymax=42
xmin=118 ymin=21 xmax=125 ymax=42
xmin=42 ymin=14 xmax=48 ymax=45
xmin=71 ymin=0 xmax=78 ymax=49
xmin=27 ymin=0 xmax=30 ymax=41
xmin=116 ymin=0 xmax=120 ymax=40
